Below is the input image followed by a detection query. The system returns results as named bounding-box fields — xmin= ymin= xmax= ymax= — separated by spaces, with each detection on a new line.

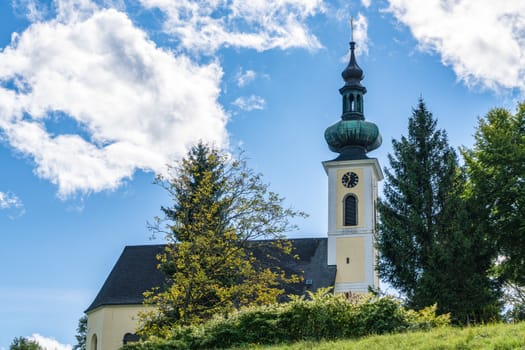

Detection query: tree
xmin=139 ymin=142 xmax=304 ymax=335
xmin=502 ymin=281 xmax=525 ymax=322
xmin=73 ymin=315 xmax=87 ymax=350
xmin=462 ymin=104 xmax=525 ymax=285
xmin=9 ymin=337 xmax=42 ymax=350
xmin=377 ymin=98 xmax=500 ymax=323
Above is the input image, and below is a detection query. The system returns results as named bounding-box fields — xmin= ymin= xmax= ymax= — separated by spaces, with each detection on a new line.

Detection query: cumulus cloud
xmin=361 ymin=0 xmax=371 ymax=8
xmin=0 ymin=0 xmax=228 ymax=197
xmin=0 ymin=191 xmax=25 ymax=218
xmin=11 ymin=0 xmax=48 ymax=21
xmin=28 ymin=334 xmax=72 ymax=350
xmin=0 ymin=0 xmax=329 ymax=198
xmin=232 ymin=95 xmax=266 ymax=111
xmin=236 ymin=69 xmax=257 ymax=87
xmin=387 ymin=0 xmax=525 ymax=92
xmin=138 ymin=0 xmax=325 ymax=53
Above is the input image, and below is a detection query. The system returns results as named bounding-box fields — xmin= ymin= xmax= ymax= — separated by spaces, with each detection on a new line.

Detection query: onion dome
xmin=341 ymin=42 xmax=364 ymax=85
xmin=324 ymin=39 xmax=381 ymax=161
xmin=325 ymin=120 xmax=382 ymax=160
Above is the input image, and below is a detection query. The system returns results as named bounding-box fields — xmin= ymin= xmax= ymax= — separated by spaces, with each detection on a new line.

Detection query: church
xmin=85 ymin=36 xmax=383 ymax=350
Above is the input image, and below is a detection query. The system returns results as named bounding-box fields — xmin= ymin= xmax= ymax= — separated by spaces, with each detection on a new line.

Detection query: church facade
xmin=85 ymin=37 xmax=382 ymax=350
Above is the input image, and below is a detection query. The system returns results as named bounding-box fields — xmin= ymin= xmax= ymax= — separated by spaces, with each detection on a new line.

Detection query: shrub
xmin=121 ymin=290 xmax=450 ymax=350
xmin=404 ymin=304 xmax=451 ymax=330
xmin=278 ymin=289 xmax=355 ymax=341
xmin=352 ymin=295 xmax=408 ymax=336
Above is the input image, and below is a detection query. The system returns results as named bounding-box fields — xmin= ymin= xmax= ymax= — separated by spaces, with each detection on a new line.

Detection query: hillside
xmin=235 ymin=322 xmax=525 ymax=350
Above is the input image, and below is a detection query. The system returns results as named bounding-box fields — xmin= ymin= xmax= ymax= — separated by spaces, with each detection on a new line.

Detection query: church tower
xmin=323 ymin=34 xmax=383 ymax=294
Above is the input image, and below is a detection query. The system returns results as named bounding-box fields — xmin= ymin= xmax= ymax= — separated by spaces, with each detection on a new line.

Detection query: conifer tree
xmin=139 ymin=142 xmax=304 ymax=335
xmin=377 ymin=98 xmax=500 ymax=323
xmin=73 ymin=315 xmax=87 ymax=350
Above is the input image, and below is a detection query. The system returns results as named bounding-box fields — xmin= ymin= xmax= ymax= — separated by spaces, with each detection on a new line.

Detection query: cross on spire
xmin=350 ymin=16 xmax=354 ymax=42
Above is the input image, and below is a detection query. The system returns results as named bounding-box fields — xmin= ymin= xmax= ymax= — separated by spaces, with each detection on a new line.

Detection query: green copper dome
xmin=324 ymin=38 xmax=381 ymax=160
xmin=325 ymin=120 xmax=382 ymax=159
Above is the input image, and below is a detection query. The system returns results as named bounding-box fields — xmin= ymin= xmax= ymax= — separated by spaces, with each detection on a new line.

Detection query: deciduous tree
xmin=463 ymin=104 xmax=525 ymax=285
xmin=9 ymin=337 xmax=42 ymax=350
xmin=139 ymin=142 xmax=304 ymax=335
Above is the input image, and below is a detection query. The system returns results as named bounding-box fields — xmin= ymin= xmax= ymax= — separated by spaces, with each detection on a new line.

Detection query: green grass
xmin=231 ymin=322 xmax=525 ymax=350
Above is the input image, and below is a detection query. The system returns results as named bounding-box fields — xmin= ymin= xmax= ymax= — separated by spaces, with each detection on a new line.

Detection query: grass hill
xmin=238 ymin=322 xmax=525 ymax=350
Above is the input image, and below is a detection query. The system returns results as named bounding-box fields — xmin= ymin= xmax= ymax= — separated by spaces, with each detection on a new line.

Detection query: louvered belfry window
xmin=344 ymin=195 xmax=358 ymax=226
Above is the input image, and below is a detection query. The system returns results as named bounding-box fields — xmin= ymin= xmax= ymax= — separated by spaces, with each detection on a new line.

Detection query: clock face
xmin=341 ymin=171 xmax=359 ymax=188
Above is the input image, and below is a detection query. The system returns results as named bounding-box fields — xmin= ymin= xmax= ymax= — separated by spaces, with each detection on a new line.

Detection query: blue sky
xmin=0 ymin=0 xmax=523 ymax=348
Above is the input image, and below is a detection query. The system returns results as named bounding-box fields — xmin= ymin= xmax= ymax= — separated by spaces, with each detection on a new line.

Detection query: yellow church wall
xmin=335 ymin=236 xmax=365 ymax=283
xmin=374 ymin=243 xmax=380 ymax=287
xmin=335 ymin=168 xmax=364 ymax=229
xmin=86 ymin=305 xmax=154 ymax=350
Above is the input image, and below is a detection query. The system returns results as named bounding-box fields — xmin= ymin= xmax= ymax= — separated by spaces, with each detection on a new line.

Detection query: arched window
xmin=349 ymin=94 xmax=355 ymax=111
xmin=123 ymin=333 xmax=140 ymax=345
xmin=91 ymin=334 xmax=98 ymax=350
xmin=356 ymin=94 xmax=362 ymax=113
xmin=344 ymin=194 xmax=358 ymax=226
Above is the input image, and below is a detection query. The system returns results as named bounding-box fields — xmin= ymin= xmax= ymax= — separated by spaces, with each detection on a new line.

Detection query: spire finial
xmin=341 ymin=16 xmax=363 ymax=84
xmin=350 ymin=16 xmax=354 ymax=43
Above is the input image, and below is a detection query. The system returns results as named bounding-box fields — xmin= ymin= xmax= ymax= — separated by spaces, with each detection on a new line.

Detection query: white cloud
xmin=361 ymin=0 xmax=371 ymax=8
xmin=387 ymin=0 xmax=525 ymax=93
xmin=139 ymin=0 xmax=325 ymax=53
xmin=236 ymin=69 xmax=257 ymax=87
xmin=0 ymin=191 xmax=25 ymax=218
xmin=353 ymin=13 xmax=369 ymax=54
xmin=11 ymin=0 xmax=48 ymax=22
xmin=0 ymin=0 xmax=329 ymax=198
xmin=0 ymin=1 xmax=229 ymax=197
xmin=28 ymin=334 xmax=72 ymax=350
xmin=0 ymin=191 xmax=22 ymax=209
xmin=232 ymin=95 xmax=266 ymax=111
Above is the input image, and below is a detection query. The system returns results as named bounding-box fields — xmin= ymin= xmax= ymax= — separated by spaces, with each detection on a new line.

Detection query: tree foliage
xmin=9 ymin=337 xmax=42 ymax=350
xmin=503 ymin=281 xmax=525 ymax=322
xmin=462 ymin=104 xmax=525 ymax=285
xmin=73 ymin=315 xmax=87 ymax=350
xmin=139 ymin=143 xmax=304 ymax=335
xmin=377 ymin=98 xmax=500 ymax=323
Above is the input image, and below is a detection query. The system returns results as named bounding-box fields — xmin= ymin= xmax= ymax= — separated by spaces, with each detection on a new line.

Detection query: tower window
xmin=356 ymin=94 xmax=362 ymax=113
xmin=344 ymin=194 xmax=358 ymax=226
xmin=349 ymin=94 xmax=355 ymax=111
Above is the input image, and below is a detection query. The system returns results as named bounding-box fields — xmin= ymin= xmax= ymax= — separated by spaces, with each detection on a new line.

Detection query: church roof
xmin=86 ymin=238 xmax=336 ymax=313
xmin=86 ymin=244 xmax=166 ymax=313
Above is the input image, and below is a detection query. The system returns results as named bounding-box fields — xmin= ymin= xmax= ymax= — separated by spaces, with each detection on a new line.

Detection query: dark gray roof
xmin=86 ymin=238 xmax=336 ymax=313
xmin=86 ymin=244 xmax=166 ymax=313
xmin=247 ymin=238 xmax=336 ymax=297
